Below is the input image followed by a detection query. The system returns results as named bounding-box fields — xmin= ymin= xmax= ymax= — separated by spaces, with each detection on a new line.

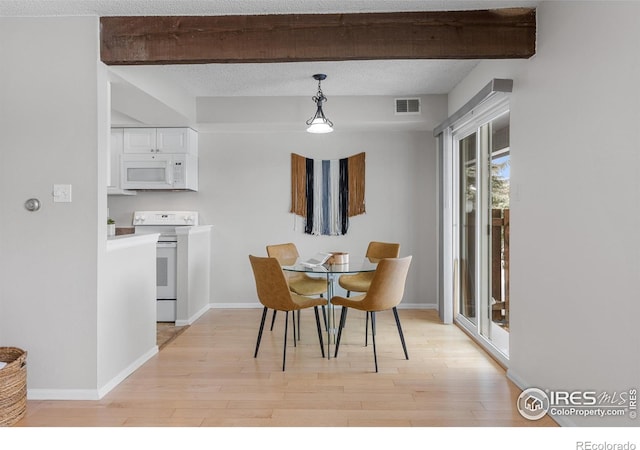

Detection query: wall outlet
xmin=53 ymin=184 xmax=72 ymax=203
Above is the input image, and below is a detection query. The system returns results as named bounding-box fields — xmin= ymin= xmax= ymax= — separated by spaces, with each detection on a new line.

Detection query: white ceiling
xmin=112 ymin=60 xmax=481 ymax=97
xmin=0 ymin=0 xmax=539 ymax=97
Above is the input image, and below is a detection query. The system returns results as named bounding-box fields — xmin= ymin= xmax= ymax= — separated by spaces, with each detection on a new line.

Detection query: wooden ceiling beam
xmin=100 ymin=9 xmax=536 ymax=65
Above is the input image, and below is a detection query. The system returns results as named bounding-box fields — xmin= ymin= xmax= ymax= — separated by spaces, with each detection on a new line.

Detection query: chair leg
xmin=392 ymin=307 xmax=409 ymax=360
xmin=313 ymin=306 xmax=325 ymax=358
xmin=339 ymin=293 xmax=351 ymax=333
xmin=254 ymin=307 xmax=268 ymax=358
xmin=365 ymin=311 xmax=369 ymax=347
xmin=319 ymin=294 xmax=327 ymax=329
xmin=270 ymin=309 xmax=277 ymax=331
xmin=292 ymin=310 xmax=297 ymax=348
xmin=297 ymin=310 xmax=301 ymax=341
xmin=334 ymin=307 xmax=348 ymax=358
xmin=282 ymin=311 xmax=289 ymax=371
xmin=371 ymin=311 xmax=378 ymax=373
xmin=337 ymin=292 xmax=350 ymax=332
xmin=321 ymin=305 xmax=328 ymax=331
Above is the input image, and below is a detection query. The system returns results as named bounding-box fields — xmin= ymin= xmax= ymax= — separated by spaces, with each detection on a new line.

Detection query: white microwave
xmin=121 ymin=154 xmax=198 ymax=191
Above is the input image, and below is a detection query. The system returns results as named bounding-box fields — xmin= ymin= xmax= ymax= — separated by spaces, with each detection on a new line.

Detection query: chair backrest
xmin=360 ymin=256 xmax=412 ymax=311
xmin=366 ymin=241 xmax=401 ymax=262
xmin=249 ymin=255 xmax=297 ymax=311
xmin=266 ymin=243 xmax=300 ymax=266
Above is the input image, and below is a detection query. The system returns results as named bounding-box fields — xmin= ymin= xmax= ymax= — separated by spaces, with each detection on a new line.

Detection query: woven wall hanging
xmin=291 ymin=152 xmax=365 ymax=235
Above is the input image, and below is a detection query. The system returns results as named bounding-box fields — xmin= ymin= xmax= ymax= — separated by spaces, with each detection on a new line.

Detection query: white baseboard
xmin=97 ymin=346 xmax=158 ymax=399
xmin=400 ymin=303 xmax=438 ymax=310
xmin=27 ymin=388 xmax=102 ymax=401
xmin=27 ymin=346 xmax=159 ymax=401
xmin=210 ymin=302 xmax=438 ymax=310
xmin=211 ymin=302 xmax=262 ymax=309
xmin=175 ymin=303 xmax=211 ymax=326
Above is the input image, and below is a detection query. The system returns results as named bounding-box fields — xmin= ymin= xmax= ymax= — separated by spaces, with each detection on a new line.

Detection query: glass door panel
xmin=458 ymin=132 xmax=477 ymax=325
xmin=484 ymin=111 xmax=510 ymax=355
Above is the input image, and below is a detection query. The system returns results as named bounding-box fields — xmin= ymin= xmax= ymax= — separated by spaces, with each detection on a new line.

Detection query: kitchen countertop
xmin=115 ymin=227 xmax=135 ymax=236
xmin=107 ymin=232 xmax=159 ymax=249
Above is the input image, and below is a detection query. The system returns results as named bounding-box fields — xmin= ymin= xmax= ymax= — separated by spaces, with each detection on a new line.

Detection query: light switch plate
xmin=53 ymin=184 xmax=72 ymax=203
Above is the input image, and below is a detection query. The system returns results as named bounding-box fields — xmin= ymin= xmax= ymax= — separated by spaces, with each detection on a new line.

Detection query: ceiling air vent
xmin=395 ymin=98 xmax=421 ymax=115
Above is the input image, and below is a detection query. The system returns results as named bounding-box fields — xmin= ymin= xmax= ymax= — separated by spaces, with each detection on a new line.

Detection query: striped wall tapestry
xmin=291 ymin=152 xmax=365 ymax=235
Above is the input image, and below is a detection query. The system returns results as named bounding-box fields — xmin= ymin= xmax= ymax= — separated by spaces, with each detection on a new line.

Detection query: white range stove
xmin=133 ymin=211 xmax=199 ymax=322
xmin=133 ymin=211 xmax=199 ymax=240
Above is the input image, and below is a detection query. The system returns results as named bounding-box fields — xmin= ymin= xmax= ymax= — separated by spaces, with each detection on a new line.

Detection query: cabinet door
xmin=156 ymin=128 xmax=193 ymax=154
xmin=109 ymin=129 xmax=124 ymax=188
xmin=123 ymin=128 xmax=157 ymax=153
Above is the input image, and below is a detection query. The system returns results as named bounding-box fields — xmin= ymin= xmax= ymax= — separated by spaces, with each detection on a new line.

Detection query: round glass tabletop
xmin=282 ymin=257 xmax=377 ymax=274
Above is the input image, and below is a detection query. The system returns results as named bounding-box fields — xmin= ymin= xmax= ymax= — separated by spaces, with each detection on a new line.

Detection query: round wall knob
xmin=25 ymin=198 xmax=41 ymax=212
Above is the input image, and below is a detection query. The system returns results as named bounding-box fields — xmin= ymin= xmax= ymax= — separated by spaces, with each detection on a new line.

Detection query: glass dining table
xmin=282 ymin=258 xmax=378 ymax=359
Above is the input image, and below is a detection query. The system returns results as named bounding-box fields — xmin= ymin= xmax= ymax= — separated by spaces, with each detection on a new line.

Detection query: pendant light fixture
xmin=306 ymin=74 xmax=334 ymax=134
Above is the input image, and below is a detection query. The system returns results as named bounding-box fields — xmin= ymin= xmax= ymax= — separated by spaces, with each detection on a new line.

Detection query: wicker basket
xmin=0 ymin=347 xmax=27 ymax=427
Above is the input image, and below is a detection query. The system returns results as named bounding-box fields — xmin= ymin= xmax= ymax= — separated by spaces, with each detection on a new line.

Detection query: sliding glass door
xmin=458 ymin=131 xmax=478 ymax=326
xmin=452 ymin=103 xmax=510 ymax=361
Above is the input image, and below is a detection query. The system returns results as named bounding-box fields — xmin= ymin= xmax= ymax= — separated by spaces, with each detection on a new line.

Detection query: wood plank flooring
xmin=156 ymin=322 xmax=189 ymax=350
xmin=15 ymin=308 xmax=557 ymax=427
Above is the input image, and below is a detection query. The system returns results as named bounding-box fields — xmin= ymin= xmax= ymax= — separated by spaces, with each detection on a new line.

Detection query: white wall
xmin=449 ymin=1 xmax=640 ymax=426
xmin=176 ymin=225 xmax=212 ymax=325
xmin=0 ymin=17 xmax=106 ymax=393
xmin=108 ymin=118 xmax=442 ymax=309
xmin=98 ymin=236 xmax=158 ymax=396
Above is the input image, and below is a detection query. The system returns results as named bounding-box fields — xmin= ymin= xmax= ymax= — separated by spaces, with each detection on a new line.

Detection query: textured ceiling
xmin=0 ymin=0 xmax=539 ymax=97
xmin=110 ymin=60 xmax=482 ymax=97
xmin=0 ymin=0 xmax=540 ymax=17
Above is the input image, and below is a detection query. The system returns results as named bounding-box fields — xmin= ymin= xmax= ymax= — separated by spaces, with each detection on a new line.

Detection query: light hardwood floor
xmin=16 ymin=308 xmax=557 ymax=427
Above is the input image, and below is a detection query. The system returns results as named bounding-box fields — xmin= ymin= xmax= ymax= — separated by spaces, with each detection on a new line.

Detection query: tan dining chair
xmin=249 ymin=255 xmax=327 ymax=371
xmin=266 ymin=243 xmax=328 ymax=335
xmin=338 ymin=241 xmax=400 ymax=295
xmin=331 ymin=256 xmax=412 ymax=373
xmin=338 ymin=241 xmax=400 ymax=344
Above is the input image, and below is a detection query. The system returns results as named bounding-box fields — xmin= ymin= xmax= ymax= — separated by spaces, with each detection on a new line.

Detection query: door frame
xmin=436 ymin=79 xmax=512 ymax=366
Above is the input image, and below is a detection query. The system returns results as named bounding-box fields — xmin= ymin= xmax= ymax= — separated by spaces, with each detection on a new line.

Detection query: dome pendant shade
xmin=307 ymin=118 xmax=334 ymax=134
xmin=306 ymin=74 xmax=333 ymax=134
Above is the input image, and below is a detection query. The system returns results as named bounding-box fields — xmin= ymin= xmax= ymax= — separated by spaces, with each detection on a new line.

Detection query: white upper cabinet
xmin=123 ymin=128 xmax=197 ymax=155
xmin=157 ymin=128 xmax=196 ymax=154
xmin=123 ymin=128 xmax=156 ymax=153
